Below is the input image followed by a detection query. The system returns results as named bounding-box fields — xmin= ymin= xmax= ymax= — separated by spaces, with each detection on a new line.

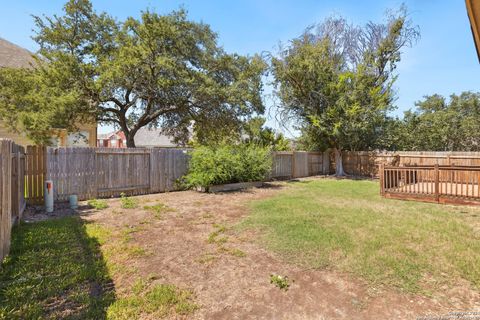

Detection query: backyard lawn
xmin=244 ymin=179 xmax=480 ymax=294
xmin=1 ymin=178 xmax=479 ymax=319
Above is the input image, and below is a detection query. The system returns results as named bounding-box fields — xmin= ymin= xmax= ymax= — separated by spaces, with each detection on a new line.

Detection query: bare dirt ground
xmin=45 ymin=178 xmax=480 ymax=319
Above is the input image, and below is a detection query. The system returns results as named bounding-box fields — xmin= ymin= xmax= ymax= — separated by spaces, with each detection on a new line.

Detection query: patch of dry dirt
xmin=40 ymin=178 xmax=480 ymax=319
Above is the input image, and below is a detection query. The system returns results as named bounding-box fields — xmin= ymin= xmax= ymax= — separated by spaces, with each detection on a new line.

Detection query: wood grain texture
xmin=0 ymin=139 xmax=26 ymax=262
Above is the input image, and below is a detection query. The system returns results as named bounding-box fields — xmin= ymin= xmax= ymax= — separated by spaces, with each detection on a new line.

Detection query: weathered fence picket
xmin=270 ymin=151 xmax=330 ymax=179
xmin=44 ymin=147 xmax=190 ymax=201
xmin=340 ymin=150 xmax=480 ymax=177
xmin=0 ymin=139 xmax=26 ymax=262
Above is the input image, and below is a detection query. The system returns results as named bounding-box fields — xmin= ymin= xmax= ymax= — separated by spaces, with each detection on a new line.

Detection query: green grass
xmin=143 ymin=203 xmax=175 ymax=219
xmin=88 ymin=199 xmax=109 ymax=210
xmin=243 ymin=179 xmax=480 ymax=294
xmin=0 ymin=217 xmax=114 ymax=319
xmin=107 ymin=280 xmax=197 ymax=319
xmin=0 ymin=217 xmax=196 ymax=319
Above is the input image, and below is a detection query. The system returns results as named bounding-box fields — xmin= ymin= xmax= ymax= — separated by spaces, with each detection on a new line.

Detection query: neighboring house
xmin=134 ymin=127 xmax=180 ymax=148
xmin=467 ymin=0 xmax=480 ymax=61
xmin=97 ymin=130 xmax=126 ymax=148
xmin=0 ymin=37 xmax=97 ymax=147
xmin=97 ymin=127 xmax=183 ymax=148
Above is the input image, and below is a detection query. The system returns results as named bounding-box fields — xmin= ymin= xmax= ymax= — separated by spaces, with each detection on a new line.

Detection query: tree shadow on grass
xmin=0 ymin=216 xmax=115 ymax=319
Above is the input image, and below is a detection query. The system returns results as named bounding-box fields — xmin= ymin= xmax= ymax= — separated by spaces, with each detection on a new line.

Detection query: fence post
xmin=0 ymin=139 xmax=13 ymax=262
xmin=148 ymin=148 xmax=153 ymax=193
xmin=434 ymin=164 xmax=439 ymax=203
xmin=379 ymin=163 xmax=385 ymax=195
xmin=291 ymin=152 xmax=296 ymax=179
xmin=93 ymin=149 xmax=99 ymax=199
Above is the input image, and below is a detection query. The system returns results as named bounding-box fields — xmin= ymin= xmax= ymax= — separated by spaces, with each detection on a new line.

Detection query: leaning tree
xmin=271 ymin=7 xmax=419 ymax=175
xmin=0 ymin=0 xmax=266 ymax=147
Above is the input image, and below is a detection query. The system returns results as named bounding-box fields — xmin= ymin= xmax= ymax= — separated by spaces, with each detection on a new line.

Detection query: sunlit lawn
xmin=243 ymin=178 xmax=480 ymax=294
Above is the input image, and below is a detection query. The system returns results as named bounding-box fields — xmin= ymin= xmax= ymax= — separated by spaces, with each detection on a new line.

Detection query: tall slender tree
xmin=271 ymin=7 xmax=419 ymax=175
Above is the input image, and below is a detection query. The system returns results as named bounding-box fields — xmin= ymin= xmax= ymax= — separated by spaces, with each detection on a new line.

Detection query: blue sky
xmin=1 ymin=0 xmax=479 ymax=136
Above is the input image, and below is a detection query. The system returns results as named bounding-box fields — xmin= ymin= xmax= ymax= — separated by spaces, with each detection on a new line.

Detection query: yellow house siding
xmin=0 ymin=121 xmax=34 ymax=146
xmin=0 ymin=121 xmax=97 ymax=147
xmin=53 ymin=123 xmax=97 ymax=147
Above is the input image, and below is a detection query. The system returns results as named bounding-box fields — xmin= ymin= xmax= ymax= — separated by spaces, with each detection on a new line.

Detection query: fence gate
xmin=25 ymin=146 xmax=46 ymax=205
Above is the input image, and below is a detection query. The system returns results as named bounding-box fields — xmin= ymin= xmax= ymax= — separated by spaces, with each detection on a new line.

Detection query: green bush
xmin=183 ymin=144 xmax=272 ymax=189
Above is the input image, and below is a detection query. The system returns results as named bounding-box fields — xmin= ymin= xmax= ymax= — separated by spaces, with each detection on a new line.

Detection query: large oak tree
xmin=0 ymin=0 xmax=266 ymax=147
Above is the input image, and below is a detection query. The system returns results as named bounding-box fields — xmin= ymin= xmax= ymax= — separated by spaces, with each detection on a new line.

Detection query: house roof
xmin=134 ymin=127 xmax=178 ymax=147
xmin=466 ymin=0 xmax=480 ymax=61
xmin=98 ymin=130 xmax=125 ymax=140
xmin=0 ymin=37 xmax=36 ymax=68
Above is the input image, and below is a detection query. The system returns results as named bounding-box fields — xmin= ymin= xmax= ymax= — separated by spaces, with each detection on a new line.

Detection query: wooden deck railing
xmin=379 ymin=164 xmax=480 ymax=205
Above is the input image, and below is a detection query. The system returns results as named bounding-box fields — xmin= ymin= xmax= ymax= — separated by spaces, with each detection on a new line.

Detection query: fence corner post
xmin=434 ymin=164 xmax=439 ymax=202
xmin=379 ymin=163 xmax=385 ymax=195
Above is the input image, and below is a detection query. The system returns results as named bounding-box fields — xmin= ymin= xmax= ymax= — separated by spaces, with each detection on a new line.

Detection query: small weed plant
xmin=270 ymin=274 xmax=291 ymax=291
xmin=207 ymin=224 xmax=228 ymax=244
xmin=87 ymin=198 xmax=108 ymax=210
xmin=120 ymin=192 xmax=138 ymax=209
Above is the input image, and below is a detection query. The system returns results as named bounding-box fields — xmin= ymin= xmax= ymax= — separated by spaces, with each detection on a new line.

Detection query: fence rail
xmin=379 ymin=164 xmax=480 ymax=205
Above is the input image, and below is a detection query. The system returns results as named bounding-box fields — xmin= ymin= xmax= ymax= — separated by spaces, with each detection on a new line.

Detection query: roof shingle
xmin=0 ymin=37 xmax=35 ymax=68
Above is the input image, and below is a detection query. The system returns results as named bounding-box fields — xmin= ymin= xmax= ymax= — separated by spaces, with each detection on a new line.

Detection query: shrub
xmin=183 ymin=143 xmax=272 ymax=189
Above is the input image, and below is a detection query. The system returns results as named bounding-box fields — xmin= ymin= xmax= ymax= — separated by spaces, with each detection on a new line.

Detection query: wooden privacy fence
xmin=271 ymin=151 xmax=330 ymax=179
xmin=25 ymin=146 xmax=46 ymax=204
xmin=28 ymin=148 xmax=480 ymax=203
xmin=380 ymin=164 xmax=480 ymax=205
xmin=0 ymin=139 xmax=26 ymax=262
xmin=47 ymin=149 xmax=328 ymax=201
xmin=46 ymin=147 xmax=190 ymax=201
xmin=340 ymin=151 xmax=480 ymax=177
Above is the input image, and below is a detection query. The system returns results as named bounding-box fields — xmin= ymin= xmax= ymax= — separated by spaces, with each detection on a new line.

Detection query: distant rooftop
xmin=134 ymin=127 xmax=178 ymax=147
xmin=0 ymin=37 xmax=35 ymax=68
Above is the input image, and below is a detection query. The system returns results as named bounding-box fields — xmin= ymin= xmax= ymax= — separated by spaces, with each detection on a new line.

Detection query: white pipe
xmin=45 ymin=180 xmax=54 ymax=213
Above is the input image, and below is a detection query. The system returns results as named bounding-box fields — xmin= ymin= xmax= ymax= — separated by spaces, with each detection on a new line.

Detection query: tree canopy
xmin=271 ymin=7 xmax=419 ymax=174
xmin=242 ymin=117 xmax=291 ymax=151
xmin=0 ymin=0 xmax=266 ymax=146
xmin=394 ymin=92 xmax=480 ymax=151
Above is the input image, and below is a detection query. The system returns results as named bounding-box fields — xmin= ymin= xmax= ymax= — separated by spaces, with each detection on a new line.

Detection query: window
xmin=67 ymin=131 xmax=89 ymax=147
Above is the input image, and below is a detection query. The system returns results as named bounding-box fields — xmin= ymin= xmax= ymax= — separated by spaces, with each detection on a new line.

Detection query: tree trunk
xmin=126 ymin=133 xmax=136 ymax=148
xmin=334 ymin=148 xmax=346 ymax=176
